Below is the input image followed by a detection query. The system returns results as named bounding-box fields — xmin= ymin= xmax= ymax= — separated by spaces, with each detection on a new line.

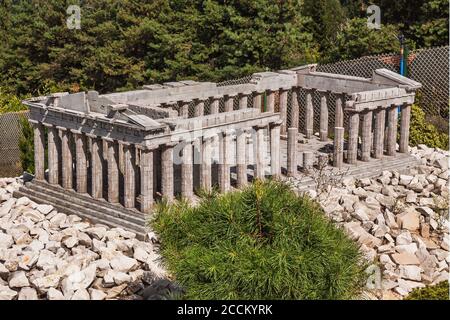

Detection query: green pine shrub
xmin=405 ymin=281 xmax=449 ymax=300
xmin=409 ymin=104 xmax=449 ymax=150
xmin=151 ymin=180 xmax=368 ymax=300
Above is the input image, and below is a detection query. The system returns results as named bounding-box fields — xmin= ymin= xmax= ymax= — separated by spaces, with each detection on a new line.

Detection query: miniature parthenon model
xmin=15 ymin=64 xmax=421 ymax=237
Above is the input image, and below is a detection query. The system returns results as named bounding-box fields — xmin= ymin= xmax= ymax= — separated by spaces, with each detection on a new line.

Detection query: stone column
xmin=386 ymin=106 xmax=398 ymax=156
xmin=303 ymin=151 xmax=314 ymax=173
xmin=140 ymin=146 xmax=156 ymax=213
xmin=253 ymin=91 xmax=263 ymax=111
xmin=361 ymin=110 xmax=373 ymax=162
xmin=219 ymin=131 xmax=232 ymax=192
xmin=373 ymin=108 xmax=386 ymax=159
xmin=73 ymin=132 xmax=87 ymax=193
xmin=46 ymin=125 xmax=59 ymax=185
xmin=236 ymin=129 xmax=247 ymax=188
xmin=181 ymin=140 xmax=194 ymax=199
xmin=287 ymin=128 xmax=298 ymax=177
xmin=347 ymin=112 xmax=360 ymax=164
xmin=333 ymin=127 xmax=344 ymax=168
xmin=305 ymin=90 xmax=314 ymax=139
xmin=32 ymin=122 xmax=45 ymax=180
xmin=180 ymin=101 xmax=190 ymax=118
xmin=194 ymin=99 xmax=205 ymax=117
xmin=270 ymin=121 xmax=282 ymax=177
xmin=254 ymin=125 xmax=266 ymax=180
xmin=319 ymin=91 xmax=329 ymax=141
xmin=60 ymin=128 xmax=73 ymax=190
xmin=225 ymin=94 xmax=235 ymax=112
xmin=290 ymin=88 xmax=299 ymax=129
xmin=335 ymin=94 xmax=344 ymax=128
xmin=161 ymin=142 xmax=176 ymax=201
xmin=106 ymin=139 xmax=119 ymax=203
xmin=90 ymin=135 xmax=103 ymax=199
xmin=239 ymin=92 xmax=250 ymax=110
xmin=266 ymin=90 xmax=275 ymax=113
xmin=399 ymin=104 xmax=411 ymax=153
xmin=279 ymin=88 xmax=289 ymax=135
xmin=210 ymin=96 xmax=221 ymax=114
xmin=123 ymin=143 xmax=136 ymax=208
xmin=200 ymin=136 xmax=213 ymax=191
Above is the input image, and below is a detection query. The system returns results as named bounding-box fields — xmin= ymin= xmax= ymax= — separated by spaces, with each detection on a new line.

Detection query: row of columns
xmin=333 ymin=104 xmax=412 ymax=168
xmin=178 ymin=92 xmax=253 ymax=118
xmin=32 ymin=121 xmax=282 ymax=213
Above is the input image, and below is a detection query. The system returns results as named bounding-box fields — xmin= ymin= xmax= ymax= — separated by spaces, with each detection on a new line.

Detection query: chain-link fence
xmin=0 ymin=111 xmax=28 ymax=177
xmin=317 ymin=46 xmax=449 ymax=119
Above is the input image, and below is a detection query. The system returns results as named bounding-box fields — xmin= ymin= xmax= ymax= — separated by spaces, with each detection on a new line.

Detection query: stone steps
xmin=31 ymin=180 xmax=145 ymax=222
xmin=295 ymin=154 xmax=420 ymax=191
xmin=13 ymin=183 xmax=147 ymax=239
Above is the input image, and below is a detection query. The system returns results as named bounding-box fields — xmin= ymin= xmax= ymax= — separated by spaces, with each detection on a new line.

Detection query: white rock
xmin=405 ymin=191 xmax=417 ymax=203
xmin=397 ymin=278 xmax=425 ymax=293
xmin=396 ymin=231 xmax=413 ymax=245
xmin=395 ymin=243 xmax=418 ymax=255
xmin=85 ymin=226 xmax=107 ymax=240
xmin=0 ymin=233 xmax=14 ymax=249
xmin=8 ymin=271 xmax=29 ymax=288
xmin=0 ymin=198 xmax=16 ymax=217
xmin=47 ymin=288 xmax=66 ymax=300
xmin=71 ymin=288 xmax=90 ymax=300
xmin=31 ymin=274 xmax=61 ymax=291
xmin=0 ymin=285 xmax=17 ymax=300
xmin=36 ymin=204 xmax=54 ymax=215
xmin=63 ymin=236 xmax=79 ymax=248
xmin=399 ymin=175 xmax=414 ymax=186
xmin=109 ymin=255 xmax=138 ymax=272
xmin=89 ymin=288 xmax=107 ymax=300
xmin=133 ymin=246 xmax=149 ymax=263
xmin=397 ymin=209 xmax=420 ymax=231
xmin=22 ymin=209 xmax=45 ymax=222
xmin=380 ymin=254 xmax=394 ymax=265
xmin=65 ymin=264 xmax=97 ymax=291
xmin=16 ymin=197 xmax=30 ymax=207
xmin=384 ymin=210 xmax=398 ymax=229
xmin=391 ymin=252 xmax=421 ymax=265
xmin=18 ymin=287 xmax=38 ymax=300
xmin=36 ymin=249 xmax=57 ymax=270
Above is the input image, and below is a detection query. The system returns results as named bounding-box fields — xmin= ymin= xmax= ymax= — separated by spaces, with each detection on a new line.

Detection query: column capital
xmin=56 ymin=126 xmax=68 ymax=132
xmin=239 ymin=91 xmax=252 ymax=97
xmin=279 ymin=87 xmax=291 ymax=92
xmin=163 ymin=141 xmax=178 ymax=148
xmin=85 ymin=133 xmax=99 ymax=139
xmin=117 ymin=140 xmax=133 ymax=147
xmin=42 ymin=123 xmax=54 ymax=129
xmin=28 ymin=119 xmax=40 ymax=125
xmin=253 ymin=124 xmax=267 ymax=130
xmin=210 ymin=95 xmax=222 ymax=101
xmin=137 ymin=144 xmax=159 ymax=151
xmin=317 ymin=89 xmax=329 ymax=95
xmin=221 ymin=129 xmax=234 ymax=137
xmin=70 ymin=129 xmax=83 ymax=135
xmin=269 ymin=120 xmax=283 ymax=128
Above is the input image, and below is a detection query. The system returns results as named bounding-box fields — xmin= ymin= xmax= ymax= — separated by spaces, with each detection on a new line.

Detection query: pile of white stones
xmin=302 ymin=144 xmax=449 ymax=299
xmin=0 ymin=178 xmax=167 ymax=300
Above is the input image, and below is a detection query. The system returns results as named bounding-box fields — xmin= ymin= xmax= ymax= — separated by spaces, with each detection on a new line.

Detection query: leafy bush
xmin=152 ymin=180 xmax=368 ymax=300
xmin=0 ymin=87 xmax=27 ymax=114
xmin=405 ymin=281 xmax=449 ymax=300
xmin=409 ymin=104 xmax=449 ymax=150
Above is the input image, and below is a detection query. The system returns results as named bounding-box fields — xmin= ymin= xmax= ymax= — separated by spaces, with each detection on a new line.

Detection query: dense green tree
xmin=324 ymin=18 xmax=400 ymax=62
xmin=0 ymin=0 xmax=447 ymax=96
